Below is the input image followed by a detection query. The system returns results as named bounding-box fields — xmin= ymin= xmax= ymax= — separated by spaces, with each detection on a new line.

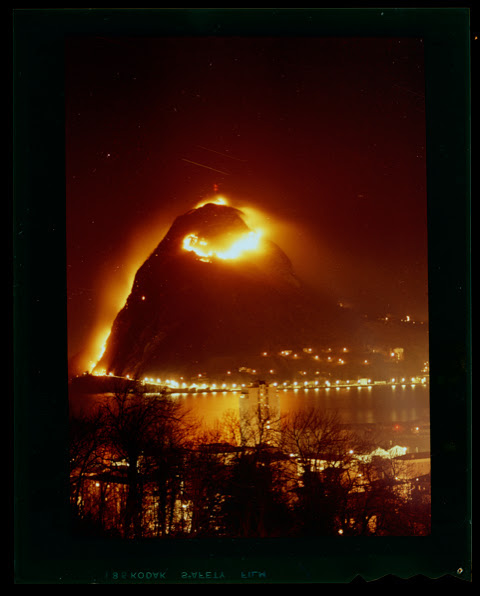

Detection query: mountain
xmin=95 ymin=202 xmax=344 ymax=380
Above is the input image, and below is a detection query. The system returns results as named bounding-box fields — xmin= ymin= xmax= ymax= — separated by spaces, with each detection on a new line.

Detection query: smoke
xmin=77 ymin=192 xmax=348 ymax=375
xmin=234 ymin=200 xmax=348 ymax=301
xmin=81 ymin=209 xmax=175 ymax=374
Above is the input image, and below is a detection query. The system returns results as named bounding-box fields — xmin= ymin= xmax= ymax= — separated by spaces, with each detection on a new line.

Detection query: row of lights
xmin=139 ymin=376 xmax=427 ymax=392
xmin=93 ymin=370 xmax=427 ymax=388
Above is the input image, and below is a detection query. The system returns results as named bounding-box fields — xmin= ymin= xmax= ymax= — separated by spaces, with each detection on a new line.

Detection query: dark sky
xmin=65 ymin=35 xmax=428 ymax=369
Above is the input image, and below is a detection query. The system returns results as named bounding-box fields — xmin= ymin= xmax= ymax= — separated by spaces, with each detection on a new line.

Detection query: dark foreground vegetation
xmin=70 ymin=381 xmax=431 ymax=539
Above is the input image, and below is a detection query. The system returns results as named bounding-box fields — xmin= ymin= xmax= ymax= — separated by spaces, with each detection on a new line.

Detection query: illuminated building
xmin=238 ymin=380 xmax=280 ymax=447
xmin=392 ymin=347 xmax=405 ymax=361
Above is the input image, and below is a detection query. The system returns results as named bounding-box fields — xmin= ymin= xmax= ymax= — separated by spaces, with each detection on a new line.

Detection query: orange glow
xmin=78 ymin=228 xmax=170 ymax=375
xmin=197 ymin=196 xmax=277 ymax=241
xmin=88 ymin=327 xmax=111 ymax=373
xmin=77 ymin=194 xmax=283 ymax=376
xmin=182 ymin=229 xmax=263 ymax=262
xmin=195 ymin=195 xmax=229 ymax=208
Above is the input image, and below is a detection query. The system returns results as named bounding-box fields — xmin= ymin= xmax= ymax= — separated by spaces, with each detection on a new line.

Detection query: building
xmin=238 ymin=381 xmax=280 ymax=447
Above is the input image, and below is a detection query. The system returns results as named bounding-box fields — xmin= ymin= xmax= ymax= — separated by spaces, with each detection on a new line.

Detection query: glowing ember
xmin=195 ymin=196 xmax=229 ymax=209
xmin=182 ymin=230 xmax=262 ymax=262
xmin=89 ymin=330 xmax=111 ymax=373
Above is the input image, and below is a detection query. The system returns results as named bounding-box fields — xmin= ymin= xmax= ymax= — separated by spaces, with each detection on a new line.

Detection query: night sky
xmin=65 ymin=35 xmax=428 ymax=370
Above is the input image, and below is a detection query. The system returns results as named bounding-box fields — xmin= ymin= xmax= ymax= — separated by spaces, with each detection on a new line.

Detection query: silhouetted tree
xmin=181 ymin=431 xmax=234 ymax=537
xmin=69 ymin=387 xmax=430 ymax=538
xmin=211 ymin=406 xmax=293 ymax=537
xmin=144 ymin=408 xmax=197 ymax=537
xmin=99 ymin=379 xmax=191 ymax=538
xmin=280 ymin=408 xmax=366 ymax=536
xmin=69 ymin=409 xmax=105 ymax=522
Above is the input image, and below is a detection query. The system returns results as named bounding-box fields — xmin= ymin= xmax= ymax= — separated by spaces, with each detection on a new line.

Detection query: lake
xmin=172 ymin=384 xmax=430 ymax=453
xmin=70 ymin=384 xmax=431 ymax=454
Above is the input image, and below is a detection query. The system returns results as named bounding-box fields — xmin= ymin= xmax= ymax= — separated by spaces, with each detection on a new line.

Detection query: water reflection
xmin=70 ymin=384 xmax=430 ymax=453
xmin=172 ymin=384 xmax=430 ymax=429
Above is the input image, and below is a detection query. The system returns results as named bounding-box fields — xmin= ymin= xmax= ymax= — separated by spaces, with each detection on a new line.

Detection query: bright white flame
xmin=90 ymin=330 xmax=111 ymax=373
xmin=183 ymin=230 xmax=262 ymax=261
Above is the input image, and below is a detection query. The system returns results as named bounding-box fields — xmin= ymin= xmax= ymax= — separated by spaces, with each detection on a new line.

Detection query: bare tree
xmin=98 ymin=379 xmax=192 ymax=538
xmin=208 ymin=404 xmax=292 ymax=537
xmin=280 ymin=408 xmax=354 ymax=472
xmin=180 ymin=429 xmax=234 ymax=537
xmin=145 ymin=407 xmax=198 ymax=537
xmin=279 ymin=408 xmax=363 ymax=536
xmin=69 ymin=409 xmax=106 ymax=523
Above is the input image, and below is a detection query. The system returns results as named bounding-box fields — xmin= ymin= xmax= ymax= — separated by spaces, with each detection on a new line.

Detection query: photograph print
xmin=66 ymin=32 xmax=432 ymax=541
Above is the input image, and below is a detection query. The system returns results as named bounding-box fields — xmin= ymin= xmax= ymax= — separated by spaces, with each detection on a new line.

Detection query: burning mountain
xmin=94 ymin=200 xmax=338 ymax=379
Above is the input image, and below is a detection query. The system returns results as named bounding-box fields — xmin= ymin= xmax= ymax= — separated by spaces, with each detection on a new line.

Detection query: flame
xmin=77 ymin=213 xmax=175 ymax=376
xmin=88 ymin=328 xmax=111 ymax=374
xmin=78 ymin=194 xmax=271 ymax=375
xmin=183 ymin=230 xmax=262 ymax=262
xmin=195 ymin=195 xmax=229 ymax=208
